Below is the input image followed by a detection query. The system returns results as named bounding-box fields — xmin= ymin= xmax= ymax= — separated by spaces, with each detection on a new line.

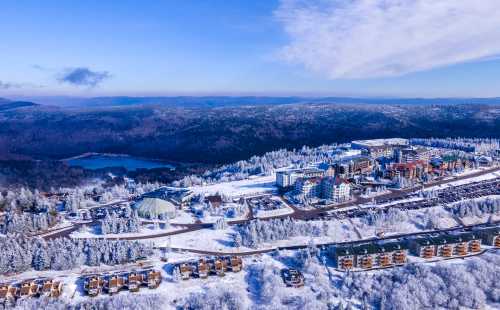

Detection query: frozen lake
xmin=66 ymin=154 xmax=175 ymax=171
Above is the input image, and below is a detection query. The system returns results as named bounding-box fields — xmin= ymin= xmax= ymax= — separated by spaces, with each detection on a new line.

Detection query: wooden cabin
xmin=126 ymin=272 xmax=141 ymax=292
xmin=214 ymin=258 xmax=227 ymax=276
xmin=179 ymin=263 xmax=193 ymax=280
xmin=281 ymin=269 xmax=304 ymax=288
xmin=84 ymin=275 xmax=103 ymax=297
xmin=0 ymin=284 xmax=10 ymax=301
xmin=19 ymin=280 xmax=38 ymax=298
xmin=197 ymin=259 xmax=209 ymax=278
xmin=229 ymin=256 xmax=243 ymax=272
xmin=104 ymin=274 xmax=124 ymax=295
xmin=141 ymin=269 xmax=162 ymax=289
xmin=38 ymin=279 xmax=54 ymax=296
xmin=49 ymin=281 xmax=63 ymax=298
xmin=7 ymin=284 xmax=20 ymax=299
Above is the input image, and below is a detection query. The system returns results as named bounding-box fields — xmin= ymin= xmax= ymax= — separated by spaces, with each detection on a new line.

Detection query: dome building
xmin=135 ymin=198 xmax=176 ymax=219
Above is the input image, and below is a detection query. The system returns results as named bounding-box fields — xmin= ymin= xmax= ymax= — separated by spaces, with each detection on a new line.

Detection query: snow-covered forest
xmin=0 ymin=212 xmax=58 ymax=235
xmin=235 ymin=218 xmax=328 ymax=248
xmin=447 ymin=197 xmax=500 ymax=218
xmin=0 ymin=236 xmax=153 ymax=274
xmin=100 ymin=207 xmax=141 ymax=234
xmin=173 ymin=144 xmax=347 ymax=187
xmin=411 ymin=137 xmax=499 ymax=154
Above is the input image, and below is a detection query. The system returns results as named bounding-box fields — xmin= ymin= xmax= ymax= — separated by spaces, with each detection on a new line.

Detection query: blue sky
xmin=2 ymin=0 xmax=500 ymax=98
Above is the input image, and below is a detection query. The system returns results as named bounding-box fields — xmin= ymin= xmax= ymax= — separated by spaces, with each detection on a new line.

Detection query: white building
xmin=276 ymin=168 xmax=324 ymax=189
xmin=294 ymin=178 xmax=322 ymax=199
xmin=276 ymin=170 xmax=301 ymax=188
xmin=322 ymin=177 xmax=350 ymax=203
xmin=135 ymin=198 xmax=177 ymax=219
xmin=352 ymin=138 xmax=409 ymax=159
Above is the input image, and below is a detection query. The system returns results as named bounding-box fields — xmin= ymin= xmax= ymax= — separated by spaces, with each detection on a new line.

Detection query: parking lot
xmin=321 ymin=178 xmax=499 ymax=220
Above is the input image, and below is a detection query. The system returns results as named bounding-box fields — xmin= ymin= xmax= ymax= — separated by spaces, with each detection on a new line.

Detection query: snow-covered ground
xmin=425 ymin=170 xmax=500 ymax=191
xmin=70 ymin=223 xmax=185 ymax=239
xmin=254 ymin=206 xmax=294 ymax=219
xmin=150 ymin=219 xmax=360 ymax=253
xmin=189 ymin=174 xmax=276 ymax=198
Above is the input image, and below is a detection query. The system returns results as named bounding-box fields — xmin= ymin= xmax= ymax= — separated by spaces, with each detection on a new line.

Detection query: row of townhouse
xmin=83 ymin=268 xmax=162 ymax=297
xmin=333 ymin=242 xmax=408 ymax=271
xmin=331 ymin=227 xmax=499 ymax=271
xmin=0 ymin=278 xmax=62 ymax=303
xmin=175 ymin=256 xmax=243 ymax=280
xmin=412 ymin=228 xmax=499 ymax=259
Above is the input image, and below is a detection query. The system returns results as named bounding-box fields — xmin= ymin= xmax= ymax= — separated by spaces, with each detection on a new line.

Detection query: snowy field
xmin=254 ymin=206 xmax=294 ymax=219
xmin=70 ymin=223 xmax=185 ymax=239
xmin=425 ymin=170 xmax=500 ymax=191
xmin=189 ymin=174 xmax=276 ymax=198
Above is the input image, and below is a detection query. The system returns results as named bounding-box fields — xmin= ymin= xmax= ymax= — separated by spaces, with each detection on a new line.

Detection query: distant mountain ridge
xmin=9 ymin=95 xmax=500 ymax=108
xmin=0 ymin=98 xmax=39 ymax=111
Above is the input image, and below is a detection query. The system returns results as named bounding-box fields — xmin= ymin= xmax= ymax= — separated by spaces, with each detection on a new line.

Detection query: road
xmin=42 ymin=166 xmax=500 ymax=241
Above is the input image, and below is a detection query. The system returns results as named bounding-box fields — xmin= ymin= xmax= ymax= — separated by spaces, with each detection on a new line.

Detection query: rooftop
xmin=351 ymin=138 xmax=409 ymax=148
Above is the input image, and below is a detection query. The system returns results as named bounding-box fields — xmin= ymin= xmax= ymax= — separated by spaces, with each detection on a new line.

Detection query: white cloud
xmin=276 ymin=0 xmax=500 ymax=79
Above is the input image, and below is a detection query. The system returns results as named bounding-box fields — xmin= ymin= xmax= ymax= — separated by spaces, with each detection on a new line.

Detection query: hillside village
xmin=0 ymin=137 xmax=499 ymax=309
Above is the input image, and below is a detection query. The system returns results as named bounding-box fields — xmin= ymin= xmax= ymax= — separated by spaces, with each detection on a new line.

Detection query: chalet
xmin=333 ymin=246 xmax=355 ymax=270
xmin=214 ymin=257 xmax=227 ymax=276
xmin=411 ymin=238 xmax=436 ymax=259
xmin=7 ymin=283 xmax=20 ymax=299
xmin=281 ymin=269 xmax=305 ymax=288
xmin=38 ymin=279 xmax=54 ymax=296
xmin=103 ymin=273 xmax=124 ymax=295
xmin=19 ymin=280 xmax=38 ymax=298
xmin=229 ymin=256 xmax=243 ymax=272
xmin=49 ymin=281 xmax=63 ymax=298
xmin=479 ymin=227 xmax=500 ymax=247
xmin=126 ymin=271 xmax=142 ymax=292
xmin=205 ymin=195 xmax=223 ymax=209
xmin=197 ymin=259 xmax=209 ymax=278
xmin=141 ymin=269 xmax=162 ymax=289
xmin=0 ymin=284 xmax=10 ymax=302
xmin=179 ymin=263 xmax=193 ymax=280
xmin=84 ymin=275 xmax=103 ymax=297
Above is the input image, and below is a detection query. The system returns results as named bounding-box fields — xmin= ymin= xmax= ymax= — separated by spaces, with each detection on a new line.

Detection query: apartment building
xmin=276 ymin=168 xmax=324 ymax=189
xmin=351 ymin=138 xmax=409 ymax=159
xmin=322 ymin=177 xmax=351 ymax=203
